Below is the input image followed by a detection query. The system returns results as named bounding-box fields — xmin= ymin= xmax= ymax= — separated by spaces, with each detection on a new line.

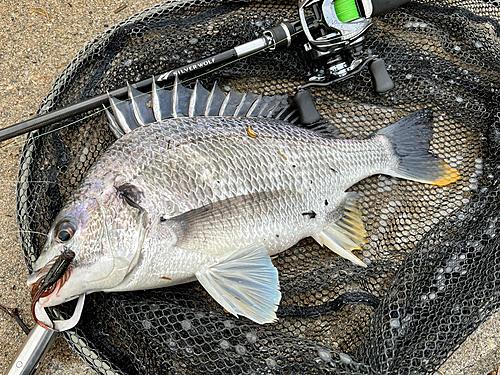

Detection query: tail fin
xmin=377 ymin=110 xmax=459 ymax=186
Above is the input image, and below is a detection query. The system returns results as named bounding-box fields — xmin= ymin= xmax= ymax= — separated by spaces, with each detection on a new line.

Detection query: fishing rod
xmin=0 ymin=0 xmax=409 ymax=144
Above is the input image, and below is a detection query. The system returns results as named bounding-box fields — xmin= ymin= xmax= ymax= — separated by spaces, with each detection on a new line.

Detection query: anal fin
xmin=314 ymin=193 xmax=367 ymax=267
xmin=196 ymin=244 xmax=281 ymax=324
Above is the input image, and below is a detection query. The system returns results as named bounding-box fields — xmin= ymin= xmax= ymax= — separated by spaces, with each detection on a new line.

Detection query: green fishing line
xmin=334 ymin=0 xmax=360 ymax=22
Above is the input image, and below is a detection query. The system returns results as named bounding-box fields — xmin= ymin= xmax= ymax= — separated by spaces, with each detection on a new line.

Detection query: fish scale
xmin=74 ymin=114 xmax=449 ymax=267
xmin=97 ymin=119 xmax=337 ymax=216
xmin=28 ymin=81 xmax=458 ymax=329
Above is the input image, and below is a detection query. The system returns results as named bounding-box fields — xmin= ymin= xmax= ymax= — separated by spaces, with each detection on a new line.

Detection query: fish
xmin=27 ymin=78 xmax=459 ymax=330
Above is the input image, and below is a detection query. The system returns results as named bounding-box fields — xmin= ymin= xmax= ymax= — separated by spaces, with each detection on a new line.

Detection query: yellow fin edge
xmin=431 ymin=164 xmax=460 ymax=187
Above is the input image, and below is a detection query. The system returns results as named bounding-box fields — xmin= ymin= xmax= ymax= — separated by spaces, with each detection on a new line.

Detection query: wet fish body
xmin=28 ymin=81 xmax=458 ymax=328
xmin=78 ymin=116 xmax=382 ymax=289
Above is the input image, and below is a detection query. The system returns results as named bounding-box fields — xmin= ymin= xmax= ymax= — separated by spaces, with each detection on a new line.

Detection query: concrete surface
xmin=438 ymin=311 xmax=500 ymax=375
xmin=0 ymin=1 xmax=498 ymax=374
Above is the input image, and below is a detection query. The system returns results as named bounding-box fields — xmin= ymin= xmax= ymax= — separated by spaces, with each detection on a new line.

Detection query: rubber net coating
xmin=16 ymin=0 xmax=500 ymax=374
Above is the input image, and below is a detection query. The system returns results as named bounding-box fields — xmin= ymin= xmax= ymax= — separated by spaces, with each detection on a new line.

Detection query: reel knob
xmin=293 ymin=90 xmax=322 ymax=125
xmin=369 ymin=58 xmax=394 ymax=93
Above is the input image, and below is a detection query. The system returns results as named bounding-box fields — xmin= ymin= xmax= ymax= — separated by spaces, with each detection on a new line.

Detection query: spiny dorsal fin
xmin=152 ymin=77 xmax=172 ymax=121
xmin=106 ymin=78 xmax=298 ymax=137
xmin=103 ymin=105 xmax=125 ymax=139
xmin=232 ymin=91 xmax=248 ymax=117
xmin=107 ymin=91 xmax=138 ymax=133
xmin=128 ymin=83 xmax=148 ymax=127
xmin=188 ymin=81 xmax=211 ymax=117
xmin=171 ymin=75 xmax=179 ymax=118
xmin=223 ymin=90 xmax=245 ymax=116
xmin=218 ymin=89 xmax=232 ymax=116
xmin=205 ymin=82 xmax=225 ymax=116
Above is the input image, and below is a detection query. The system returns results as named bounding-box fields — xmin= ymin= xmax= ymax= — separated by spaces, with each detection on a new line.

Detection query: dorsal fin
xmin=107 ymin=91 xmax=139 ymax=133
xmin=152 ymin=78 xmax=172 ymax=121
xmin=128 ymin=83 xmax=152 ymax=127
xmin=106 ymin=78 xmax=298 ymax=137
xmin=171 ymin=75 xmax=179 ymax=118
xmin=189 ymin=81 xmax=210 ymax=117
xmin=104 ymin=106 xmax=125 ymax=139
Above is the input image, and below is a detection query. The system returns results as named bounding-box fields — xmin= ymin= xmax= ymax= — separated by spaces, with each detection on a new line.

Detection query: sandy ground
xmin=0 ymin=1 xmax=498 ymax=374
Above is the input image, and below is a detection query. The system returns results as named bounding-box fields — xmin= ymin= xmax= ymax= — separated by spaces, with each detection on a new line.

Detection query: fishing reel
xmin=296 ymin=0 xmax=409 ymax=92
xmin=258 ymin=0 xmax=409 ymax=123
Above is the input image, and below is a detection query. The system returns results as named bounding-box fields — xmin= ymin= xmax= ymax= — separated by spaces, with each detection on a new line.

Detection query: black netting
xmin=16 ymin=1 xmax=500 ymax=374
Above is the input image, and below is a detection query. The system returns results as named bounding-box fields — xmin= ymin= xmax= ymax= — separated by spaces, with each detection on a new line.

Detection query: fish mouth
xmin=29 ymin=248 xmax=85 ymax=331
xmin=29 ymin=266 xmax=73 ymax=303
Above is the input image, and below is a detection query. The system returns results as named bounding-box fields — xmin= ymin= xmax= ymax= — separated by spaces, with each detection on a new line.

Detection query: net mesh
xmin=16 ymin=0 xmax=500 ymax=374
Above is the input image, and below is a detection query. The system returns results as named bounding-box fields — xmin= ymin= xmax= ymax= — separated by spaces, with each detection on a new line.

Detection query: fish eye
xmin=55 ymin=220 xmax=77 ymax=243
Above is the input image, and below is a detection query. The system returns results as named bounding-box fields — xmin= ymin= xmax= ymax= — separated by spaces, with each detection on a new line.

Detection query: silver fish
xmin=27 ymin=80 xmax=458 ymax=329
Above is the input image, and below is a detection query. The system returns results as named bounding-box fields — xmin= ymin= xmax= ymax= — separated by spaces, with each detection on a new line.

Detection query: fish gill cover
xmin=16 ymin=0 xmax=500 ymax=374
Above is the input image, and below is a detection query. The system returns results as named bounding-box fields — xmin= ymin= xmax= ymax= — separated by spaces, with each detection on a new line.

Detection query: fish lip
xmin=28 ymin=268 xmax=55 ymax=301
xmin=27 ymin=255 xmax=59 ymax=288
xmin=31 ymin=270 xmax=76 ymax=330
xmin=38 ymin=292 xmax=78 ymax=307
xmin=30 ymin=267 xmax=74 ymax=304
xmin=38 ymin=294 xmax=55 ymax=307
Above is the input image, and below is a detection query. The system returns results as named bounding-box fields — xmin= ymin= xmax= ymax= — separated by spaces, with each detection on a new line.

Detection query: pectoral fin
xmin=196 ymin=244 xmax=281 ymax=324
xmin=314 ymin=192 xmax=367 ymax=267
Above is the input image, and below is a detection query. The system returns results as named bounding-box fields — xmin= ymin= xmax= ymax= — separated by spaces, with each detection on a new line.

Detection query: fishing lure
xmin=30 ymin=248 xmax=75 ymax=330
